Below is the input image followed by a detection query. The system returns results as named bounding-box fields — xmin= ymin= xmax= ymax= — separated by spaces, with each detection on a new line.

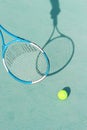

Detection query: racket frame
xmin=0 ymin=25 xmax=50 ymax=84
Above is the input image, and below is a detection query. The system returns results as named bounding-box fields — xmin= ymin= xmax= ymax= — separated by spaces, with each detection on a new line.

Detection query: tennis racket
xmin=0 ymin=25 xmax=50 ymax=84
xmin=36 ymin=25 xmax=75 ymax=76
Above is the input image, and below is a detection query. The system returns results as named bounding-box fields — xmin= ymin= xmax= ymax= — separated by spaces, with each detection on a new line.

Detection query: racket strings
xmin=5 ymin=42 xmax=37 ymax=67
xmin=21 ymin=44 xmax=37 ymax=52
xmin=4 ymin=41 xmax=49 ymax=82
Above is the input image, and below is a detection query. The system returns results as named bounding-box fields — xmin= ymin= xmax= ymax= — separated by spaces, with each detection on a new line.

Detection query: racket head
xmin=36 ymin=29 xmax=75 ymax=76
xmin=2 ymin=38 xmax=50 ymax=84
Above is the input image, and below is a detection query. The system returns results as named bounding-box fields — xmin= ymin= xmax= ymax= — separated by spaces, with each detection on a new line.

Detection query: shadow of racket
xmin=36 ymin=0 xmax=75 ymax=76
xmin=36 ymin=25 xmax=75 ymax=76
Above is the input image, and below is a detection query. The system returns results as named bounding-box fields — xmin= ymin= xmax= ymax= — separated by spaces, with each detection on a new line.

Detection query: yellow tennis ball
xmin=57 ymin=90 xmax=68 ymax=100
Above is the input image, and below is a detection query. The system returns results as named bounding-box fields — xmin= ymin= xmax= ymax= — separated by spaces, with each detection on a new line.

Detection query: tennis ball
xmin=57 ymin=90 xmax=68 ymax=100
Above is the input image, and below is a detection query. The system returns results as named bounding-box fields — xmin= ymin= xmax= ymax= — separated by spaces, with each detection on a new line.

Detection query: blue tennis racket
xmin=0 ymin=25 xmax=50 ymax=84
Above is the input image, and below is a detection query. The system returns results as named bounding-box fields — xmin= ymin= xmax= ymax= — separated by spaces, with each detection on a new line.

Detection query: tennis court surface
xmin=0 ymin=0 xmax=87 ymax=130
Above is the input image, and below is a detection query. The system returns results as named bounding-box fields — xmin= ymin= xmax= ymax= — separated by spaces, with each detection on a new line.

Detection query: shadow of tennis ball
xmin=63 ymin=87 xmax=71 ymax=97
